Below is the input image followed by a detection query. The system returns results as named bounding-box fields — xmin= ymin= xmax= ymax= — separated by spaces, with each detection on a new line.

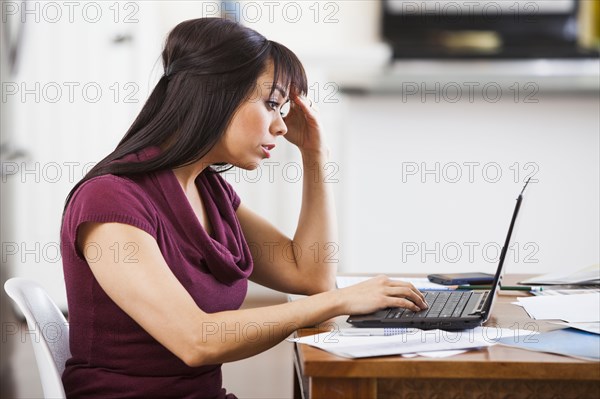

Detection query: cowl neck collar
xmin=137 ymin=146 xmax=253 ymax=285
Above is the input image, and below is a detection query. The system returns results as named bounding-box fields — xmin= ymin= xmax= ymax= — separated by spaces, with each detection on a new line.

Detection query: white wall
xmin=337 ymin=93 xmax=600 ymax=276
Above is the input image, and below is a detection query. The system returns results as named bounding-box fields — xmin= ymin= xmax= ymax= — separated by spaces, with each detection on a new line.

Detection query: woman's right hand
xmin=335 ymin=275 xmax=429 ymax=316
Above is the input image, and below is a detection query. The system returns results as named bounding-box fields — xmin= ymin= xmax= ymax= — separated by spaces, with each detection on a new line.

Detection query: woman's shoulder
xmin=67 ymin=173 xmax=159 ymax=220
xmin=80 ymin=173 xmax=135 ymax=189
xmin=64 ymin=173 xmax=160 ymax=239
xmin=72 ymin=174 xmax=146 ymax=203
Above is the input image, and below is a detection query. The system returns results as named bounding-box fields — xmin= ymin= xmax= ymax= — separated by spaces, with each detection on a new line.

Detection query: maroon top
xmin=61 ymin=147 xmax=252 ymax=398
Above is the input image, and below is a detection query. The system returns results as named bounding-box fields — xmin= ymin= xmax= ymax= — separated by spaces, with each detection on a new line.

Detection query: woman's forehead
xmin=258 ymin=63 xmax=291 ymax=96
xmin=257 ymin=80 xmax=289 ymax=99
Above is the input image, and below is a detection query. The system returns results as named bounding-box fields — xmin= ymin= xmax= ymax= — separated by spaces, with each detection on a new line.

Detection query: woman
xmin=60 ymin=18 xmax=427 ymax=398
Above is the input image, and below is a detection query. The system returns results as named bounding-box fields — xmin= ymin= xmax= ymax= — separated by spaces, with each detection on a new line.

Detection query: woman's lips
xmin=261 ymin=144 xmax=275 ymax=158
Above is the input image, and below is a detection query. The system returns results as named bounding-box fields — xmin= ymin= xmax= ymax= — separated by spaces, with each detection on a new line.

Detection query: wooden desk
xmin=292 ymin=275 xmax=600 ymax=399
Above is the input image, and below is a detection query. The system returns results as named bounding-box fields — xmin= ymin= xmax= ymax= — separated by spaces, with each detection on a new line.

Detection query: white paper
xmin=533 ymin=288 xmax=600 ymax=296
xmin=549 ymin=321 xmax=600 ymax=335
xmin=401 ymin=353 xmax=418 ymax=358
xmin=517 ymin=293 xmax=600 ymax=323
xmin=415 ymin=349 xmax=469 ymax=358
xmin=336 ymin=276 xmax=449 ymax=290
xmin=400 ymin=350 xmax=469 ymax=358
xmin=520 ymin=264 xmax=600 ymax=285
xmin=289 ymin=327 xmax=537 ymax=359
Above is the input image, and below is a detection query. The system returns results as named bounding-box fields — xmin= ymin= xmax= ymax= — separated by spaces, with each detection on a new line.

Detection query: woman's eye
xmin=280 ymin=101 xmax=291 ymax=118
xmin=266 ymin=99 xmax=290 ymax=117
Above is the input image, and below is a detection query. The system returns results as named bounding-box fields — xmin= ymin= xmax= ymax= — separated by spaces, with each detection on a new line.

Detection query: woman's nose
xmin=272 ymin=116 xmax=287 ymax=136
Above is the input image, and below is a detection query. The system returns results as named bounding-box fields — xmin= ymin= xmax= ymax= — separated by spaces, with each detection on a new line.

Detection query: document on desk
xmin=497 ymin=328 xmax=600 ymax=361
xmin=289 ymin=327 xmax=536 ymax=359
xmin=549 ymin=321 xmax=600 ymax=335
xmin=520 ymin=264 xmax=600 ymax=285
xmin=515 ymin=293 xmax=600 ymax=323
xmin=532 ymin=287 xmax=600 ymax=296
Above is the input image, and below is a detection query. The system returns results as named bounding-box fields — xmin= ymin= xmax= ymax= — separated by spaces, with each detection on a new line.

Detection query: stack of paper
xmin=515 ymin=293 xmax=600 ymax=323
xmin=549 ymin=321 xmax=600 ymax=335
xmin=290 ymin=327 xmax=536 ymax=359
xmin=533 ymin=288 xmax=600 ymax=296
xmin=520 ymin=264 xmax=600 ymax=285
xmin=497 ymin=328 xmax=600 ymax=361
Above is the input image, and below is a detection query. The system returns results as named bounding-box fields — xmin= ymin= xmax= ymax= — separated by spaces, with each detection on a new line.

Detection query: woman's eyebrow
xmin=271 ymin=84 xmax=288 ymax=100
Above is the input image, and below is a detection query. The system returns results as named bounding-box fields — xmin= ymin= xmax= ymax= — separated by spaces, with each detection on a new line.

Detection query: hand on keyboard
xmin=336 ymin=275 xmax=429 ymax=316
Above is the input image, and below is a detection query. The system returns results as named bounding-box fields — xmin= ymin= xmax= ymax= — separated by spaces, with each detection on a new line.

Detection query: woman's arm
xmin=239 ymin=96 xmax=338 ymax=295
xmin=291 ymin=147 xmax=338 ymax=292
xmin=237 ymin=148 xmax=337 ymax=296
xmin=286 ymin=97 xmax=338 ymax=292
xmin=79 ymin=222 xmax=426 ymax=368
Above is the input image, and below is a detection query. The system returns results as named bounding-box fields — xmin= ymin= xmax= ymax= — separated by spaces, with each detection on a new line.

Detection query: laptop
xmin=347 ymin=179 xmax=531 ymax=331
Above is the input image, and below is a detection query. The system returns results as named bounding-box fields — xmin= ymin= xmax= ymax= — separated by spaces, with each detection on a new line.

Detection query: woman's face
xmin=215 ymin=62 xmax=289 ymax=170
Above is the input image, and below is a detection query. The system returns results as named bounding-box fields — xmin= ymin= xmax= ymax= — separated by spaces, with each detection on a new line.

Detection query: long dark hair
xmin=63 ymin=17 xmax=307 ymax=212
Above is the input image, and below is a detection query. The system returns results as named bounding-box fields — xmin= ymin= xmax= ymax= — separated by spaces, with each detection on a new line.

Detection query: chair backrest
xmin=4 ymin=278 xmax=70 ymax=399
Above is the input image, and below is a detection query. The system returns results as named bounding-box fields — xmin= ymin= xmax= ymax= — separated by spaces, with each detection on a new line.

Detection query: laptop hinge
xmin=468 ymin=292 xmax=489 ymax=316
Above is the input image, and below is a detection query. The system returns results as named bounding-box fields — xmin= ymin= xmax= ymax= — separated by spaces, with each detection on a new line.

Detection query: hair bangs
xmin=268 ymin=42 xmax=307 ymax=99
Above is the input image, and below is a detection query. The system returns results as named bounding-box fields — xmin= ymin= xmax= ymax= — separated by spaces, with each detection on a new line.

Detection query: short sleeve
xmin=63 ymin=175 xmax=159 ymax=259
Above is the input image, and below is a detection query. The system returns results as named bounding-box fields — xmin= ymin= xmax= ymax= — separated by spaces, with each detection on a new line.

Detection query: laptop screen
xmin=480 ymin=179 xmax=532 ymax=318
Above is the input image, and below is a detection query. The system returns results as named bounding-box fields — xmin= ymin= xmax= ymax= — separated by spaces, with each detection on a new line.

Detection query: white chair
xmin=4 ymin=278 xmax=70 ymax=399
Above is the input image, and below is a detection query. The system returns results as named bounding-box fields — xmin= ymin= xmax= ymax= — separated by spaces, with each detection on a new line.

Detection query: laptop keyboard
xmin=385 ymin=291 xmax=473 ymax=319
